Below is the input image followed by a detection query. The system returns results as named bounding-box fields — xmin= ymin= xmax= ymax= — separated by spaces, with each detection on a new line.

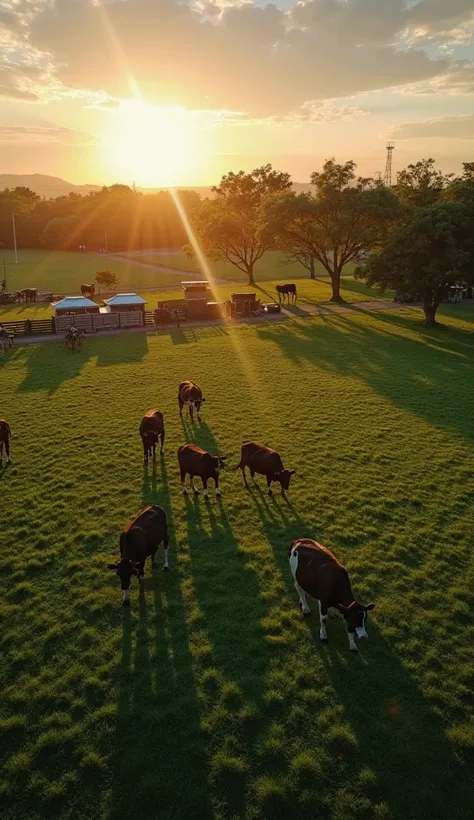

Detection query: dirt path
xmin=98 ymin=252 xmax=231 ymax=285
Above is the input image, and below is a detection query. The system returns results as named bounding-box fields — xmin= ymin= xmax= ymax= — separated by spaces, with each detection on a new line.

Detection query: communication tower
xmin=384 ymin=142 xmax=395 ymax=187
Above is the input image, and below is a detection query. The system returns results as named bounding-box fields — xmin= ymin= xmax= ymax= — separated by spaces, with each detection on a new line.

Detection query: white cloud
xmin=388 ymin=114 xmax=474 ymax=140
xmin=0 ymin=0 xmax=471 ymax=116
xmin=0 ymin=124 xmax=101 ymax=144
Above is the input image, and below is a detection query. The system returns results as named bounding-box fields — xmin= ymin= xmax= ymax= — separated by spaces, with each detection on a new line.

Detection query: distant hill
xmin=0 ymin=174 xmax=312 ymax=200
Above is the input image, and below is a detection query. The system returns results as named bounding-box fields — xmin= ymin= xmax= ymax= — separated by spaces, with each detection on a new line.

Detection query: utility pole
xmin=12 ymin=213 xmax=19 ymax=264
xmin=104 ymin=230 xmax=108 ymax=253
xmin=0 ymin=241 xmax=6 ymax=292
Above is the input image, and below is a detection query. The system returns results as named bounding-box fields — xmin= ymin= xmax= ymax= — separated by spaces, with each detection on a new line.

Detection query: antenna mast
xmin=384 ymin=142 xmax=395 ymax=187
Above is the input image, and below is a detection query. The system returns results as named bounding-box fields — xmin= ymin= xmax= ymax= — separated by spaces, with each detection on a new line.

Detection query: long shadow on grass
xmin=256 ymin=311 xmax=474 ymax=442
xmin=253 ymin=492 xmax=474 ymax=820
xmin=15 ymin=341 xmax=95 ymax=393
xmin=110 ymin=463 xmax=212 ymax=820
xmin=318 ymin=621 xmax=474 ymax=820
xmin=93 ymin=332 xmax=148 ymax=366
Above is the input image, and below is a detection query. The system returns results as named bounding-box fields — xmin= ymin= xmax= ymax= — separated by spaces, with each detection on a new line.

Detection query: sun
xmin=106 ymin=102 xmax=200 ymax=187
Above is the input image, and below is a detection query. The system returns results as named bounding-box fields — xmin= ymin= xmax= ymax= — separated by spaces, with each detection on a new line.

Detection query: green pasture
xmin=1 ymin=307 xmax=474 ymax=820
xmin=1 ymin=271 xmax=386 ymax=322
xmin=122 ymin=250 xmax=355 ymax=283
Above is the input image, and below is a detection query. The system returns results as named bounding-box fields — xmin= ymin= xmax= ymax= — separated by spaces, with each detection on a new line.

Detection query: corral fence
xmin=1 ymin=310 xmax=147 ymax=339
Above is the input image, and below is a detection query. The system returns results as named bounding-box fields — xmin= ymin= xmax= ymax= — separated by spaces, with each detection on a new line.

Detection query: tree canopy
xmin=262 ymin=159 xmax=400 ymax=301
xmin=394 ymin=158 xmax=453 ymax=210
xmin=185 ymin=164 xmax=292 ymax=285
xmin=355 ymin=202 xmax=474 ymax=326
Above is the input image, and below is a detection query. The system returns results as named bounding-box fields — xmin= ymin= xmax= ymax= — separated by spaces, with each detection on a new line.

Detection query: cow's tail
xmin=230 ymin=460 xmax=243 ymax=471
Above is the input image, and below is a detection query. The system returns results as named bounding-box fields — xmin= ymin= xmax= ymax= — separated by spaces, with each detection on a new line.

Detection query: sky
xmin=0 ymin=0 xmax=473 ymax=187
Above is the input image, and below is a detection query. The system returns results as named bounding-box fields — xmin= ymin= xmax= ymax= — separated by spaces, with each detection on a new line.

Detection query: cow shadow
xmin=140 ymin=455 xmax=168 ymax=508
xmin=109 ymin=457 xmax=213 ymax=820
xmin=179 ymin=417 xmax=224 ymax=457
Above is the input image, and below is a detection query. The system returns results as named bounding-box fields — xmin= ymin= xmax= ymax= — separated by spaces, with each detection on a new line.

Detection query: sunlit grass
xmin=1 ymin=308 xmax=473 ymax=820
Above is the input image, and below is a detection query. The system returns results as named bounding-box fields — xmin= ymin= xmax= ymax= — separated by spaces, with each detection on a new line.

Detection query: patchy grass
xmin=1 ymin=307 xmax=474 ymax=820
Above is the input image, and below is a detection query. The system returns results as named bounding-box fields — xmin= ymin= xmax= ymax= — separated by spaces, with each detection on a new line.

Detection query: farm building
xmin=103 ymin=293 xmax=147 ymax=313
xmin=52 ymin=296 xmax=100 ymax=317
xmin=227 ymin=292 xmax=260 ymax=318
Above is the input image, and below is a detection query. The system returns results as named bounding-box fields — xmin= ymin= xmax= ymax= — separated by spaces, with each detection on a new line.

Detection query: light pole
xmin=12 ymin=213 xmax=19 ymax=264
xmin=0 ymin=241 xmax=6 ymax=292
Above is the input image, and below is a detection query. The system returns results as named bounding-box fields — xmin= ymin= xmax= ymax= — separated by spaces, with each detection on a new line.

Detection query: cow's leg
xmin=267 ymin=475 xmax=273 ymax=495
xmin=318 ymin=600 xmax=329 ymax=642
xmin=250 ymin=469 xmax=258 ymax=486
xmin=215 ymin=474 xmax=221 ymax=497
xmin=191 ymin=474 xmax=199 ymax=495
xmin=152 ymin=442 xmax=156 ymax=462
xmin=348 ymin=631 xmax=358 ymax=652
xmin=5 ymin=436 xmax=11 ymax=464
xmin=181 ymin=468 xmax=188 ymax=494
xmin=143 ymin=443 xmax=148 ymax=465
xmin=160 ymin=430 xmax=165 ymax=453
xmin=179 ymin=398 xmax=184 ymax=418
xmin=289 ymin=549 xmax=311 ymax=615
xmin=294 ymin=581 xmax=311 ymax=615
xmin=203 ymin=477 xmax=209 ymax=499
xmin=242 ymin=466 xmax=249 ymax=487
xmin=0 ymin=440 xmax=3 ymax=467
xmin=162 ymin=531 xmax=169 ymax=571
xmin=188 ymin=403 xmax=194 ymax=423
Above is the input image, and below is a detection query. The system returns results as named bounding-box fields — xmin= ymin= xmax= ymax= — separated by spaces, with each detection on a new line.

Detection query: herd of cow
xmin=0 ymin=379 xmax=375 ymax=652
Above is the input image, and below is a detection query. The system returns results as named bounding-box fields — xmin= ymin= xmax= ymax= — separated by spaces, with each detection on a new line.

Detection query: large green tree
xmin=356 ymin=203 xmax=474 ymax=326
xmin=185 ymin=164 xmax=292 ymax=286
xmin=262 ymin=159 xmax=399 ymax=301
xmin=394 ymin=158 xmax=453 ymax=209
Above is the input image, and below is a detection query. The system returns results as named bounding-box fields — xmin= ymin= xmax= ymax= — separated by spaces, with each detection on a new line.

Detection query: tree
xmin=186 ymin=164 xmax=292 ymax=286
xmin=394 ymin=158 xmax=453 ymax=209
xmin=95 ymin=269 xmax=119 ymax=294
xmin=262 ymin=159 xmax=399 ymax=301
xmin=280 ymin=250 xmax=317 ymax=279
xmin=355 ymin=203 xmax=474 ymax=326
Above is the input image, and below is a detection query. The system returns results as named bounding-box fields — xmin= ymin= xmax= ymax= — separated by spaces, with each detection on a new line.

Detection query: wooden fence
xmin=1 ymin=311 xmax=146 ymax=338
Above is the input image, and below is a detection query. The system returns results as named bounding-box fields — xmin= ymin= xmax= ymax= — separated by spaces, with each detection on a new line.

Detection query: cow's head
xmin=338 ymin=601 xmax=375 ymax=639
xmin=275 ymin=468 xmax=296 ymax=490
xmin=214 ymin=455 xmax=227 ymax=471
xmin=142 ymin=430 xmax=158 ymax=454
xmin=107 ymin=558 xmax=140 ymax=605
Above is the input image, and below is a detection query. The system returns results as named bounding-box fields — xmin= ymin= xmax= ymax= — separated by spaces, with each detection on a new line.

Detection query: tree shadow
xmin=256 ymin=311 xmax=474 ymax=442
xmin=93 ymin=333 xmax=148 ymax=366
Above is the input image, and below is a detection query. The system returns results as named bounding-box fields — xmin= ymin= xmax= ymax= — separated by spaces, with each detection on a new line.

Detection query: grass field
xmin=1 ymin=307 xmax=474 ymax=820
xmin=121 ymin=250 xmax=339 ymax=283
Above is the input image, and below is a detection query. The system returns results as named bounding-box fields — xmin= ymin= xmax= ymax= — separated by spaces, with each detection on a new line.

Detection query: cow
xmin=0 ymin=326 xmax=13 ymax=355
xmin=19 ymin=288 xmax=37 ymax=303
xmin=178 ymin=444 xmax=227 ymax=498
xmin=289 ymin=538 xmax=375 ymax=652
xmin=0 ymin=419 xmax=12 ymax=467
xmin=178 ymin=381 xmax=206 ymax=422
xmin=276 ymin=283 xmax=297 ymax=304
xmin=107 ymin=505 xmax=169 ymax=605
xmin=81 ymin=284 xmax=95 ymax=298
xmin=233 ymin=441 xmax=296 ymax=496
xmin=139 ymin=409 xmax=165 ymax=463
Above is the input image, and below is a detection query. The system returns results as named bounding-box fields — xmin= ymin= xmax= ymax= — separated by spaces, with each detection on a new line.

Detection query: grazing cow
xmin=233 ymin=441 xmax=296 ymax=496
xmin=19 ymin=288 xmax=37 ymax=303
xmin=139 ymin=409 xmax=165 ymax=462
xmin=0 ymin=419 xmax=12 ymax=467
xmin=107 ymin=505 xmax=169 ymax=605
xmin=81 ymin=283 xmax=95 ymax=298
xmin=289 ymin=538 xmax=375 ymax=652
xmin=276 ymin=283 xmax=297 ymax=304
xmin=178 ymin=444 xmax=227 ymax=498
xmin=178 ymin=380 xmax=206 ymax=422
xmin=0 ymin=326 xmax=13 ymax=355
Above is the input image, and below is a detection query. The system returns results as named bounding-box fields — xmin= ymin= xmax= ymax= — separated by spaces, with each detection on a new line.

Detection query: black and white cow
xmin=108 ymin=505 xmax=169 ymax=605
xmin=178 ymin=381 xmax=206 ymax=422
xmin=289 ymin=538 xmax=375 ymax=651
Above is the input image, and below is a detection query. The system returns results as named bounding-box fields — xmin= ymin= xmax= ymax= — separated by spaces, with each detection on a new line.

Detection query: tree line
xmin=2 ymin=158 xmax=474 ymax=326
xmin=186 ymin=159 xmax=474 ymax=326
xmin=0 ymin=184 xmax=200 ymax=253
